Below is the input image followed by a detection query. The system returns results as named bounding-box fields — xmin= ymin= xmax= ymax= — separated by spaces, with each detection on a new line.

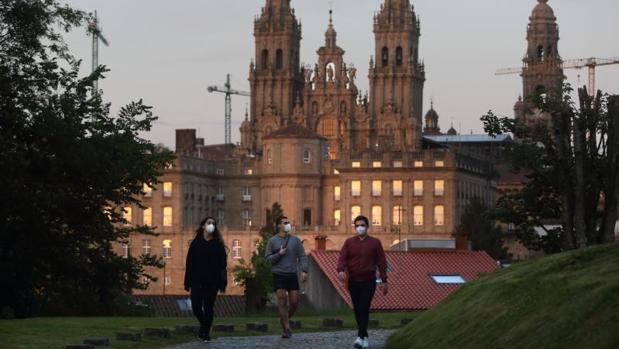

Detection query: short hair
xmin=276 ymin=216 xmax=288 ymax=226
xmin=353 ymin=215 xmax=369 ymax=226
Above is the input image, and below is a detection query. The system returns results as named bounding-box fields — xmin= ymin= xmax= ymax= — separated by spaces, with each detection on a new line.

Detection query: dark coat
xmin=184 ymin=236 xmax=228 ymax=292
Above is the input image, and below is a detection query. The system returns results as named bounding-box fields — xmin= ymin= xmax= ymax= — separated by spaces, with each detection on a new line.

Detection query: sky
xmin=62 ymin=0 xmax=619 ymax=148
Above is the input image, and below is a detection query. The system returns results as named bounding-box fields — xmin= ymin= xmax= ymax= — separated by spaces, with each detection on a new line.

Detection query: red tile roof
xmin=310 ymin=250 xmax=499 ymax=311
xmin=263 ymin=123 xmax=326 ymax=140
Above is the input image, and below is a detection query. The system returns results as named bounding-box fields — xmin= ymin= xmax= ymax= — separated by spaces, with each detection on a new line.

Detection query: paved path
xmin=164 ymin=329 xmax=396 ymax=349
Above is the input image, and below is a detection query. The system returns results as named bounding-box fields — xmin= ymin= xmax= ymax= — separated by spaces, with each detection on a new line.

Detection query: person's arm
xmin=265 ymin=237 xmax=283 ymax=264
xmin=297 ymin=238 xmax=309 ymax=274
xmin=336 ymin=239 xmax=349 ymax=277
xmin=184 ymin=242 xmax=194 ymax=291
xmin=376 ymin=239 xmax=388 ymax=283
xmin=218 ymin=243 xmax=228 ymax=292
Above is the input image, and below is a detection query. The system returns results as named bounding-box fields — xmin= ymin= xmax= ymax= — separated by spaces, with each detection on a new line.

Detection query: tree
xmin=482 ymin=83 xmax=619 ymax=254
xmin=0 ymin=0 xmax=174 ymax=317
xmin=233 ymin=203 xmax=283 ymax=311
xmin=457 ymin=198 xmax=507 ymax=260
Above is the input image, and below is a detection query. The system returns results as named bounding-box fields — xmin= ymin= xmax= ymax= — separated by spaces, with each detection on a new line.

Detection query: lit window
xmin=143 ymin=184 xmax=153 ymax=197
xmin=303 ymin=149 xmax=311 ymax=164
xmin=142 ymin=239 xmax=151 ymax=255
xmin=163 ymin=206 xmax=173 ymax=227
xmin=372 ymin=206 xmax=382 ymax=226
xmin=351 ymin=181 xmax=361 ymax=197
xmin=414 ymin=206 xmax=424 ymax=226
xmin=163 ymin=182 xmax=173 ymax=197
xmin=431 ymin=275 xmax=465 ymax=284
xmin=372 ymin=161 xmax=382 ymax=168
xmin=267 ymin=149 xmax=273 ymax=165
xmin=392 ymin=180 xmax=403 ymax=197
xmin=334 ymin=209 xmax=341 ymax=226
xmin=414 ymin=180 xmax=424 ymax=197
xmin=143 ymin=207 xmax=152 ymax=226
xmin=334 ymin=169 xmax=340 ymax=174
xmin=163 ymin=240 xmax=172 ymax=258
xmin=122 ymin=243 xmax=130 ymax=259
xmin=435 ymin=180 xmax=445 ymax=196
xmin=232 ymin=239 xmax=242 ymax=259
xmin=245 ymin=168 xmax=253 ymax=175
xmin=242 ymin=209 xmax=251 ymax=227
xmin=372 ymin=181 xmax=382 ymax=196
xmin=352 ymin=161 xmax=361 ymax=168
xmin=334 ymin=186 xmax=341 ymax=201
xmin=351 ymin=205 xmax=361 ymax=223
xmin=392 ymin=205 xmax=403 ymax=225
xmin=435 ymin=160 xmax=445 ymax=168
xmin=414 ymin=161 xmax=424 ymax=168
xmin=393 ymin=161 xmax=403 ymax=168
xmin=434 ymin=205 xmax=444 ymax=226
xmin=123 ymin=206 xmax=132 ymax=224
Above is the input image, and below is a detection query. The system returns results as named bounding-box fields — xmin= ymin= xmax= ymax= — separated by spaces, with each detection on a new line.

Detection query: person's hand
xmin=338 ymin=271 xmax=347 ymax=281
xmin=301 ymin=272 xmax=308 ymax=283
xmin=380 ymin=283 xmax=388 ymax=296
xmin=279 ymin=247 xmax=287 ymax=255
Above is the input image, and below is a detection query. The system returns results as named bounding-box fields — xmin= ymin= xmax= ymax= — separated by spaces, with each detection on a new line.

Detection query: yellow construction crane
xmin=496 ymin=56 xmax=619 ymax=93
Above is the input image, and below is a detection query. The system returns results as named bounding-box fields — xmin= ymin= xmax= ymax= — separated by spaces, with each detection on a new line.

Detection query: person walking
xmin=265 ymin=216 xmax=308 ymax=339
xmin=184 ymin=216 xmax=228 ymax=342
xmin=337 ymin=215 xmax=388 ymax=349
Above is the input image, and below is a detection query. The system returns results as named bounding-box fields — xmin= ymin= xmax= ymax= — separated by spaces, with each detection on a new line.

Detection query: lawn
xmin=0 ymin=310 xmax=415 ymax=349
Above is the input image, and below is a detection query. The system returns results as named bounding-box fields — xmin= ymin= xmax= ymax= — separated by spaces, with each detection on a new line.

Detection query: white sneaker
xmin=353 ymin=337 xmax=364 ymax=349
xmin=362 ymin=337 xmax=370 ymax=349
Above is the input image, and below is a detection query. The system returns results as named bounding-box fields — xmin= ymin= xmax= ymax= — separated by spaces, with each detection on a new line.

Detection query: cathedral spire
xmin=325 ymin=8 xmax=337 ymax=48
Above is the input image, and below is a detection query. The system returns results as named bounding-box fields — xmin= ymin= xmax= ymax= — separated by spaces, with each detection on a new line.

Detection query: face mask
xmin=356 ymin=226 xmax=367 ymax=236
xmin=283 ymin=223 xmax=291 ymax=233
xmin=206 ymin=224 xmax=215 ymax=234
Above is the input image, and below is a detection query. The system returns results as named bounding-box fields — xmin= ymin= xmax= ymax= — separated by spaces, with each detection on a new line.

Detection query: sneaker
xmin=353 ymin=337 xmax=363 ymax=349
xmin=281 ymin=328 xmax=291 ymax=339
xmin=362 ymin=337 xmax=369 ymax=349
xmin=203 ymin=335 xmax=211 ymax=343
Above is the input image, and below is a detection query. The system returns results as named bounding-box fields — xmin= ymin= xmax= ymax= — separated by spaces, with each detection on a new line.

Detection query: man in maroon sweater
xmin=337 ymin=215 xmax=388 ymax=349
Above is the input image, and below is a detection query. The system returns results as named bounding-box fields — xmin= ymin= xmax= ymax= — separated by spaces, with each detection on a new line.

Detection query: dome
xmin=447 ymin=125 xmax=457 ymax=136
xmin=531 ymin=0 xmax=555 ymax=21
xmin=424 ymin=106 xmax=439 ymax=122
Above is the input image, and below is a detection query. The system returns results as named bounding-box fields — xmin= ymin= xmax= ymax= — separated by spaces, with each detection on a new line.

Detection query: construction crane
xmin=496 ymin=56 xmax=619 ymax=93
xmin=207 ymin=74 xmax=250 ymax=144
xmin=87 ymin=10 xmax=109 ymax=92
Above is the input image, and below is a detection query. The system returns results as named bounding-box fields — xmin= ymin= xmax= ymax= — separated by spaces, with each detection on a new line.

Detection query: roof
xmin=195 ymin=143 xmax=237 ymax=161
xmin=310 ymin=249 xmax=499 ymax=311
xmin=423 ymin=134 xmax=512 ymax=144
xmin=262 ymin=123 xmax=325 ymax=140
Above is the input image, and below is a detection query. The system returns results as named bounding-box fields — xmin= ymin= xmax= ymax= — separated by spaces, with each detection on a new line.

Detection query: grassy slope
xmin=0 ymin=310 xmax=413 ymax=349
xmin=386 ymin=243 xmax=619 ymax=349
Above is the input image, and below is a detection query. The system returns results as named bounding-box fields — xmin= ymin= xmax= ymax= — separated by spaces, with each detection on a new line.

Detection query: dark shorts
xmin=272 ymin=273 xmax=300 ymax=292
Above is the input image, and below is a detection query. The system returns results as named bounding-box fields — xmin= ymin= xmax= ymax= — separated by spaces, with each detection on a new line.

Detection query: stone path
xmin=164 ymin=329 xmax=396 ymax=349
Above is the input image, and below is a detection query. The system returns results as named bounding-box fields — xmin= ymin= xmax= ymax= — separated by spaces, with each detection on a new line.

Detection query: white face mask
xmin=205 ymin=224 xmax=215 ymax=234
xmin=356 ymin=225 xmax=367 ymax=236
xmin=283 ymin=223 xmax=291 ymax=233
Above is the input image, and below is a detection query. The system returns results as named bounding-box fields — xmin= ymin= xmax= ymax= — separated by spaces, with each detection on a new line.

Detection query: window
xmin=434 ymin=205 xmax=444 ymax=226
xmin=435 ymin=160 xmax=445 ymax=168
xmin=392 ymin=205 xmax=403 ymax=225
xmin=372 ymin=206 xmax=382 ymax=226
xmin=396 ymin=46 xmax=403 ymax=66
xmin=162 ymin=240 xmax=172 ymax=258
xmin=143 ymin=183 xmax=153 ymax=197
xmin=435 ymin=180 xmax=445 ymax=196
xmin=351 ymin=205 xmax=361 ymax=223
xmin=393 ymin=161 xmax=403 ymax=168
xmin=267 ymin=149 xmax=273 ymax=165
xmin=334 ymin=169 xmax=340 ymax=175
xmin=123 ymin=206 xmax=132 ymax=224
xmin=142 ymin=239 xmax=151 ymax=255
xmin=163 ymin=206 xmax=173 ymax=227
xmin=372 ymin=161 xmax=382 ymax=168
xmin=414 ymin=180 xmax=424 ymax=197
xmin=351 ymin=181 xmax=361 ymax=197
xmin=414 ymin=161 xmax=424 ymax=168
xmin=303 ymin=149 xmax=311 ymax=164
xmin=163 ymin=182 xmax=173 ymax=197
xmin=334 ymin=209 xmax=341 ymax=226
xmin=381 ymin=47 xmax=389 ymax=66
xmin=431 ymin=275 xmax=465 ymax=284
xmin=242 ymin=209 xmax=251 ymax=227
xmin=122 ymin=243 xmax=130 ymax=259
xmin=304 ymin=208 xmax=312 ymax=226
xmin=143 ymin=207 xmax=152 ymax=226
xmin=244 ymin=168 xmax=253 ymax=175
xmin=392 ymin=180 xmax=403 ymax=197
xmin=261 ymin=49 xmax=269 ymax=69
xmin=216 ymin=168 xmax=224 ymax=176
xmin=232 ymin=240 xmax=242 ymax=259
xmin=334 ymin=186 xmax=341 ymax=201
xmin=413 ymin=206 xmax=424 ymax=226
xmin=276 ymin=49 xmax=283 ymax=70
xmin=372 ymin=180 xmax=382 ymax=196
xmin=164 ymin=276 xmax=172 ymax=286
xmin=351 ymin=161 xmax=361 ymax=168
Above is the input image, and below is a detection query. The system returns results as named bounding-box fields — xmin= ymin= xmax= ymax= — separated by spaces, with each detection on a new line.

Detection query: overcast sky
xmin=62 ymin=0 xmax=619 ymax=148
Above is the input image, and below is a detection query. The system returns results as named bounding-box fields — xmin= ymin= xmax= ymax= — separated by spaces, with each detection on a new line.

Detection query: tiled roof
xmin=133 ymin=295 xmax=245 ymax=317
xmin=263 ymin=123 xmax=325 ymax=140
xmin=310 ymin=250 xmax=499 ymax=311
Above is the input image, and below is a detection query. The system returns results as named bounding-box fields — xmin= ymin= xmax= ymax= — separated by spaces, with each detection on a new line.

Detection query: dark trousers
xmin=348 ymin=279 xmax=376 ymax=338
xmin=190 ymin=284 xmax=219 ymax=336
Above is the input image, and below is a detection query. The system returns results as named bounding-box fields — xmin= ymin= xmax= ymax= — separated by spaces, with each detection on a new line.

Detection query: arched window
xmin=381 ymin=47 xmax=389 ymax=66
xmin=312 ymin=101 xmax=318 ymax=115
xmin=232 ymin=240 xmax=242 ymax=259
xmin=537 ymin=45 xmax=545 ymax=61
xmin=304 ymin=208 xmax=312 ymax=226
xmin=261 ymin=49 xmax=269 ymax=69
xmin=396 ymin=46 xmax=403 ymax=66
xmin=276 ymin=49 xmax=283 ymax=70
xmin=351 ymin=205 xmax=361 ymax=224
xmin=267 ymin=148 xmax=273 ymax=165
xmin=372 ymin=205 xmax=382 ymax=226
xmin=303 ymin=149 xmax=311 ymax=164
xmin=340 ymin=101 xmax=347 ymax=115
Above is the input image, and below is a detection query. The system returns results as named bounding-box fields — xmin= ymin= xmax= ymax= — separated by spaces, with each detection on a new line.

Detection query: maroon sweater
xmin=337 ymin=235 xmax=388 ymax=283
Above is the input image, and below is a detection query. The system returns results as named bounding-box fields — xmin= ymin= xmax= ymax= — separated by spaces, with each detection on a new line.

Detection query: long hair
xmin=195 ymin=216 xmax=226 ymax=248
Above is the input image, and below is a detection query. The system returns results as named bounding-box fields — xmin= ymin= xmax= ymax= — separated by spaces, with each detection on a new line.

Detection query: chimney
xmin=175 ymin=129 xmax=197 ymax=154
xmin=455 ymin=231 xmax=470 ymax=251
xmin=314 ymin=235 xmax=327 ymax=251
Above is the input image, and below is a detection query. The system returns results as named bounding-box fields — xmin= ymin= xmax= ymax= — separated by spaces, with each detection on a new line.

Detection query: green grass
xmin=386 ymin=243 xmax=619 ymax=349
xmin=0 ymin=310 xmax=415 ymax=349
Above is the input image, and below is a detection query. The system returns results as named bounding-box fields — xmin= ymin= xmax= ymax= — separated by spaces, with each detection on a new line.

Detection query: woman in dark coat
xmin=184 ymin=216 xmax=228 ymax=342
